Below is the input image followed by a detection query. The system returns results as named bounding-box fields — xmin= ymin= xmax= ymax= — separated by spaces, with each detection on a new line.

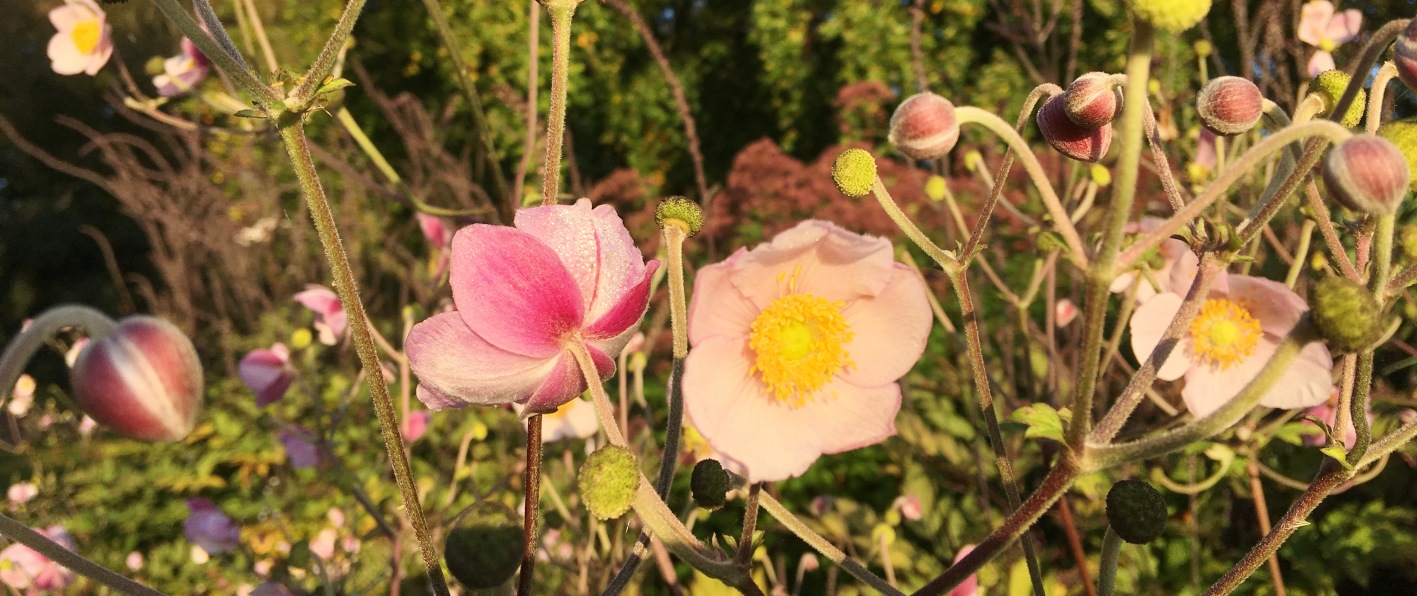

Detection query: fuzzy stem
xmin=0 ymin=306 xmax=116 ymax=403
xmin=292 ymin=0 xmax=367 ymax=104
xmin=736 ymin=484 xmax=762 ymax=565
xmin=541 ymin=3 xmax=579 ymax=204
xmin=868 ymin=178 xmax=960 ymax=271
xmin=518 ymin=415 xmax=544 ymax=596
xmin=1328 ymin=19 xmax=1412 ymax=124
xmin=1097 ymin=526 xmax=1122 ymax=596
xmin=149 ymin=0 xmax=276 ymax=102
xmin=0 ymin=514 xmax=160 ymax=596
xmin=1366 ymin=62 xmax=1399 ymax=135
xmin=757 ymin=493 xmax=903 ymax=596
xmin=1284 ymin=221 xmax=1315 ymax=288
xmin=276 ymin=125 xmax=448 ymax=595
xmin=959 ymin=84 xmax=1061 ymax=259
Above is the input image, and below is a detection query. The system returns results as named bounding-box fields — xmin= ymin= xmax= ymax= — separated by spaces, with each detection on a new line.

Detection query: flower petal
xmin=731 ymin=220 xmax=896 ymax=308
xmin=1257 ymin=341 xmax=1333 ymax=410
xmin=1181 ymin=338 xmax=1333 ymax=417
xmin=47 ymin=32 xmax=89 ymax=75
xmin=522 ymin=349 xmax=612 ymax=414
xmin=1308 ymin=51 xmax=1336 ymax=78
xmin=1298 ymin=1 xmax=1335 ymax=47
xmin=583 ymin=259 xmax=658 ymax=340
xmin=1128 ymin=293 xmax=1193 ymax=381
xmin=687 ymin=249 xmax=760 ymax=345
xmin=1227 ymin=275 xmax=1307 ymax=337
xmin=450 ymin=224 xmax=584 ymax=357
xmin=515 ymin=199 xmax=649 ymax=325
xmin=405 ymin=312 xmax=562 ymax=408
xmin=1325 ymin=9 xmax=1363 ymax=45
xmin=838 ymin=264 xmax=932 ymax=386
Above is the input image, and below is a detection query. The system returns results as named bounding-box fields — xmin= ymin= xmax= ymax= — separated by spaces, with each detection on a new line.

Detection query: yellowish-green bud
xmin=1310 ymin=276 xmax=1383 ymax=354
xmin=1312 ymin=70 xmax=1367 ymax=128
xmin=444 ymin=501 xmax=525 ymax=590
xmin=832 ymin=149 xmax=878 ymax=198
xmin=1193 ymin=39 xmax=1213 ymax=57
xmin=655 ymin=196 xmax=704 ymax=236
xmin=924 ymin=175 xmax=947 ymax=202
xmin=690 ymin=459 xmax=731 ymax=510
xmin=1378 ymin=119 xmax=1417 ymax=192
xmin=1128 ymin=0 xmax=1212 ymax=33
xmin=579 ymin=445 xmax=640 ymax=520
xmin=1089 ymin=163 xmax=1112 ymax=187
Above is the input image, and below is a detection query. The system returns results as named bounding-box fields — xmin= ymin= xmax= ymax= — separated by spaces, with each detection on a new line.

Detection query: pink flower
xmin=683 ymin=221 xmax=932 ymax=482
xmin=77 ymin=416 xmax=97 ymax=435
xmin=125 ymin=551 xmax=143 ymax=571
xmin=1299 ymin=1 xmax=1362 ymax=76
xmin=47 ymin=0 xmax=112 ymax=76
xmin=892 ymin=494 xmax=923 ymax=521
xmin=184 ymin=499 xmax=241 ymax=555
xmin=279 ymin=428 xmax=321 ymax=469
xmin=294 ymin=285 xmax=347 ymax=346
xmin=7 ymin=374 xmax=35 ymax=417
xmin=239 ymin=343 xmax=295 ymax=407
xmin=153 ymin=38 xmax=211 ymax=97
xmin=7 ymin=483 xmax=38 ymax=506
xmin=1129 ymin=272 xmax=1333 ymax=418
xmin=1110 ymin=217 xmax=1195 ymax=305
xmin=406 ymin=199 xmax=659 ymax=413
xmin=949 ymin=545 xmax=979 ymax=596
xmin=1055 ymin=299 xmax=1079 ymax=327
xmin=517 ymin=397 xmax=599 ymax=443
xmin=417 ymin=213 xmax=452 ymax=251
xmin=400 ymin=410 xmax=432 ymax=443
xmin=0 ymin=526 xmax=77 ymax=592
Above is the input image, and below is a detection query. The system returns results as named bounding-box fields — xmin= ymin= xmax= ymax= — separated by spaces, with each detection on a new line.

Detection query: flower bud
xmin=1311 ymin=70 xmax=1367 ymax=128
xmin=578 ymin=445 xmax=639 ymax=520
xmin=1037 ymin=94 xmax=1112 ymax=163
xmin=1378 ymin=119 xmax=1417 ymax=192
xmin=1105 ymin=479 xmax=1167 ymax=544
xmin=655 ymin=196 xmax=704 ymax=236
xmin=1127 ymin=0 xmax=1212 ymax=33
xmin=888 ymin=92 xmax=959 ymax=160
xmin=444 ymin=501 xmax=524 ymax=590
xmin=1322 ymin=134 xmax=1410 ymax=215
xmin=1063 ymin=72 xmax=1119 ymax=129
xmin=70 ymin=316 xmax=202 ymax=442
xmin=831 ymin=148 xmax=878 ymax=198
xmin=924 ymin=175 xmax=947 ymax=202
xmin=1309 ymin=276 xmax=1383 ymax=354
xmin=1395 ymin=20 xmax=1417 ymax=92
xmin=691 ymin=458 xmax=731 ymax=511
xmin=1196 ymin=76 xmax=1263 ymax=136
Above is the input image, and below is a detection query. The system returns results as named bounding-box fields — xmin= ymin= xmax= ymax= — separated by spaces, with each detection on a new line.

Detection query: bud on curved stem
xmin=70 ymin=316 xmax=203 ymax=442
xmin=887 ymin=92 xmax=960 ymax=160
xmin=1197 ymin=76 xmax=1263 ymax=136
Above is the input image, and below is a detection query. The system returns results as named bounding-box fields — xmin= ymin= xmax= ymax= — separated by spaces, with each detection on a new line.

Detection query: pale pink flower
xmin=125 ymin=551 xmax=143 ymax=571
xmin=0 ymin=526 xmax=77 ymax=592
xmin=8 ymin=374 xmax=35 ymax=417
xmin=63 ymin=338 xmax=86 ymax=368
xmin=153 ymin=38 xmax=211 ymax=97
xmin=517 ymin=397 xmax=599 ymax=443
xmin=326 ymin=508 xmax=345 ymax=528
xmin=406 ymin=199 xmax=659 ymax=413
xmin=7 ymin=483 xmax=38 ymax=506
xmin=1055 ymin=299 xmax=1079 ymax=327
xmin=294 ymin=285 xmax=347 ymax=346
xmin=1110 ymin=217 xmax=1197 ymax=305
xmin=239 ymin=343 xmax=295 ymax=407
xmin=799 ymin=552 xmax=820 ymax=572
xmin=279 ymin=428 xmax=321 ymax=469
xmin=1299 ymin=1 xmax=1362 ymax=77
xmin=950 ymin=545 xmax=979 ymax=596
xmin=892 ymin=494 xmax=924 ymax=521
xmin=309 ymin=528 xmax=338 ymax=561
xmin=77 ymin=416 xmax=97 ymax=435
xmin=1130 ymin=272 xmax=1333 ymax=418
xmin=47 ymin=0 xmax=112 ymax=76
xmin=184 ymin=499 xmax=241 ymax=555
xmin=683 ymin=220 xmax=932 ymax=482
xmin=400 ymin=410 xmax=432 ymax=443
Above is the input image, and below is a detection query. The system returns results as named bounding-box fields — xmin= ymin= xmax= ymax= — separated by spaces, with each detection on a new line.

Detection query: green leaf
xmin=1009 ymin=403 xmax=1068 ymax=444
xmin=1321 ymin=445 xmax=1354 ymax=470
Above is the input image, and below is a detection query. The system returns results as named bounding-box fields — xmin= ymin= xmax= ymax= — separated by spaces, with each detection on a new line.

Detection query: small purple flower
xmin=279 ymin=428 xmax=322 ymax=469
xmin=184 ymin=499 xmax=241 ymax=555
xmin=153 ymin=37 xmax=211 ymax=97
xmin=239 ymin=343 xmax=295 ymax=407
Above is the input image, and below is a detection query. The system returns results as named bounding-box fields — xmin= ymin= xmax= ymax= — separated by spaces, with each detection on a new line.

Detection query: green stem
xmin=542 ymin=3 xmax=579 ymax=204
xmin=757 ymin=493 xmax=903 ymax=596
xmin=149 ymin=0 xmax=277 ymax=103
xmin=0 ymin=514 xmax=160 ymax=596
xmin=1284 ymin=221 xmax=1314 ymax=288
xmin=959 ymin=84 xmax=1061 ymax=259
xmin=1365 ymin=62 xmax=1399 ymax=135
xmin=1097 ymin=526 xmax=1122 ymax=596
xmin=1346 ymin=351 xmax=1375 ymax=466
xmin=1 ymin=306 xmax=116 ymax=403
xmin=518 ymin=415 xmax=543 ymax=596
xmin=276 ymin=125 xmax=449 ymax=595
xmin=292 ymin=0 xmax=367 ymax=105
xmin=868 ymin=178 xmax=960 ymax=271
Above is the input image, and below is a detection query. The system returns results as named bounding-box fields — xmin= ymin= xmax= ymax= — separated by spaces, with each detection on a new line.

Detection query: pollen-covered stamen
xmin=1188 ymin=298 xmax=1262 ymax=370
xmin=748 ymin=292 xmax=855 ymax=407
xmin=72 ymin=20 xmax=101 ymax=54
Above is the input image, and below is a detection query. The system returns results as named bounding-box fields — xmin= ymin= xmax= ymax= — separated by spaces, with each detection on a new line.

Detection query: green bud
xmin=924 ymin=175 xmax=948 ymax=202
xmin=1377 ymin=119 xmax=1417 ymax=192
xmin=1127 ymin=0 xmax=1212 ymax=33
xmin=445 ymin=501 xmax=525 ymax=590
xmin=832 ymin=149 xmax=878 ymax=198
xmin=691 ymin=459 xmax=731 ymax=510
xmin=1105 ymin=479 xmax=1167 ymax=544
xmin=655 ymin=196 xmax=704 ymax=236
xmin=579 ymin=445 xmax=640 ymax=520
xmin=1312 ymin=70 xmax=1367 ymax=128
xmin=1309 ymin=276 xmax=1383 ymax=354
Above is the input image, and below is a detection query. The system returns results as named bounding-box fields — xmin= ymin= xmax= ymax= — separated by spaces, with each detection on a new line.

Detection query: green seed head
xmin=1312 ymin=70 xmax=1367 ymax=128
xmin=924 ymin=175 xmax=948 ymax=203
xmin=1309 ymin=276 xmax=1383 ymax=354
xmin=1378 ymin=119 xmax=1417 ymax=192
xmin=1127 ymin=0 xmax=1213 ymax=33
xmin=655 ymin=196 xmax=705 ymax=236
xmin=444 ymin=501 xmax=526 ymax=590
xmin=832 ymin=149 xmax=878 ymax=198
xmin=579 ymin=445 xmax=640 ymax=520
xmin=1105 ymin=479 xmax=1168 ymax=544
xmin=691 ymin=459 xmax=731 ymax=511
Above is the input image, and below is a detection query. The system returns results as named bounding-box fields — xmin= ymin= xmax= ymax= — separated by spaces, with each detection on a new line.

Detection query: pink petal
xmin=731 ymin=220 xmax=896 ymax=308
xmin=1325 ymin=9 xmax=1362 ymax=45
xmin=401 ymin=411 xmax=432 ymax=443
xmin=239 ymin=345 xmax=293 ymax=407
xmin=1257 ymin=341 xmax=1333 ymax=410
xmin=837 ymin=264 xmax=932 ymax=387
xmin=1195 ymin=129 xmax=1218 ymax=170
xmin=1164 ymin=241 xmax=1218 ymax=296
xmin=514 ymin=200 xmax=649 ymax=325
xmin=949 ymin=545 xmax=979 ymax=596
xmin=405 ymin=312 xmax=562 ymax=408
xmin=1308 ymin=51 xmax=1336 ymax=78
xmin=450 ymin=225 xmax=584 ymax=357
xmin=47 ymin=32 xmax=89 ymax=75
xmin=84 ymin=33 xmax=112 ymax=76
xmin=1226 ymin=275 xmax=1308 ymax=337
xmin=1128 ymin=293 xmax=1194 ymax=381
xmin=523 ymin=348 xmax=613 ymax=413
xmin=582 ymin=260 xmax=659 ymax=340
xmin=416 ymin=213 xmax=450 ymax=250
xmin=1298 ymin=1 xmax=1335 ymax=47
xmin=1181 ymin=338 xmax=1333 ymax=417
xmin=294 ymin=285 xmax=341 ymax=317
xmin=687 ymin=249 xmax=761 ymax=345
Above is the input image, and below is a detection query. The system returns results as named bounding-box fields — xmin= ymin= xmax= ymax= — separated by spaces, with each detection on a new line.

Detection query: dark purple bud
xmin=1037 ymin=94 xmax=1111 ymax=163
xmin=1063 ymin=72 xmax=1119 ymax=128
xmin=70 ymin=316 xmax=202 ymax=441
xmin=1323 ymin=134 xmax=1410 ymax=215
xmin=1396 ymin=20 xmax=1417 ymax=93
xmin=1197 ymin=76 xmax=1263 ymax=136
xmin=888 ymin=92 xmax=960 ymax=160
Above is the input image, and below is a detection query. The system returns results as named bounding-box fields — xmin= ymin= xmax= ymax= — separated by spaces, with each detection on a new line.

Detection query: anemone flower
xmin=239 ymin=343 xmax=295 ymax=407
xmin=1109 ymin=217 xmax=1197 ymax=305
xmin=683 ymin=220 xmax=932 ymax=482
xmin=294 ymin=285 xmax=347 ymax=346
xmin=1299 ymin=1 xmax=1362 ymax=77
xmin=153 ymin=38 xmax=211 ymax=97
xmin=184 ymin=499 xmax=241 ymax=555
xmin=47 ymin=0 xmax=112 ymax=76
xmin=1130 ymin=272 xmax=1333 ymax=418
xmin=406 ymin=199 xmax=658 ymax=414
xmin=0 ymin=525 xmax=76 ymax=592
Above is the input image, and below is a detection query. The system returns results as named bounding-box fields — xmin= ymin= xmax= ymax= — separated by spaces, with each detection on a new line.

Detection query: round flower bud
xmin=444 ymin=501 xmax=525 ymax=590
xmin=1037 ymin=94 xmax=1112 ymax=163
xmin=1322 ymin=134 xmax=1410 ymax=215
xmin=578 ymin=445 xmax=640 ymax=520
xmin=924 ymin=175 xmax=947 ymax=202
xmin=1105 ymin=479 xmax=1167 ymax=544
xmin=655 ymin=196 xmax=704 ymax=236
xmin=888 ymin=92 xmax=960 ymax=160
xmin=1378 ymin=119 xmax=1417 ymax=192
xmin=1309 ymin=276 xmax=1383 ymax=354
xmin=1127 ymin=0 xmax=1212 ymax=33
xmin=1311 ymin=70 xmax=1367 ymax=128
xmin=1196 ymin=76 xmax=1264 ymax=136
xmin=1395 ymin=20 xmax=1417 ymax=92
xmin=690 ymin=459 xmax=731 ymax=511
xmin=1063 ymin=72 xmax=1120 ymax=129
xmin=69 ymin=316 xmax=203 ymax=442
xmin=832 ymin=148 xmax=878 ymax=198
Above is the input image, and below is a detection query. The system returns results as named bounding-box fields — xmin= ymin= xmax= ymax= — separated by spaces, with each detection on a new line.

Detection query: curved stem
xmin=518 ymin=415 xmax=543 ymax=596
xmin=1097 ymin=526 xmax=1122 ymax=596
xmin=1328 ymin=19 xmax=1411 ymax=126
xmin=0 ymin=514 xmax=161 ymax=596
xmin=149 ymin=0 xmax=277 ymax=103
xmin=292 ymin=0 xmax=367 ymax=104
xmin=959 ymin=83 xmax=1062 ymax=259
xmin=757 ymin=493 xmax=903 ymax=596
xmin=276 ymin=125 xmax=449 ymax=595
xmin=1366 ymin=62 xmax=1399 ymax=135
xmin=1 ymin=306 xmax=117 ymax=403
xmin=868 ymin=178 xmax=960 ymax=271
xmin=541 ymin=3 xmax=579 ymax=204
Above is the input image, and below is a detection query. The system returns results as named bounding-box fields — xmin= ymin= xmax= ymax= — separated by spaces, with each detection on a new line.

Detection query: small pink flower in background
xmin=7 ymin=482 xmax=38 ymax=506
xmin=799 ymin=552 xmax=820 ymax=572
xmin=309 ymin=528 xmax=339 ymax=561
xmin=950 ymin=545 xmax=979 ymax=596
xmin=8 ymin=374 xmax=35 ymax=417
xmin=294 ymin=285 xmax=348 ymax=346
xmin=153 ymin=38 xmax=211 ymax=97
xmin=47 ymin=0 xmax=112 ymax=76
xmin=1054 ymin=299 xmax=1079 ymax=327
xmin=0 ymin=525 xmax=77 ymax=592
xmin=1299 ymin=1 xmax=1362 ymax=76
xmin=518 ymin=397 xmax=599 ymax=443
xmin=125 ymin=551 xmax=143 ymax=571
xmin=239 ymin=343 xmax=295 ymax=407
xmin=279 ymin=428 xmax=322 ymax=469
xmin=400 ymin=410 xmax=432 ymax=443
xmin=623 ymin=331 xmax=646 ymax=355
xmin=1110 ymin=217 xmax=1197 ymax=305
xmin=416 ymin=213 xmax=452 ymax=251
xmin=892 ymin=494 xmax=924 ymax=521
xmin=1130 ymin=272 xmax=1333 ymax=418
xmin=683 ymin=220 xmax=932 ymax=482
xmin=77 ymin=416 xmax=97 ymax=435
xmin=185 ymin=499 xmax=241 ymax=555
xmin=406 ymin=199 xmax=659 ymax=413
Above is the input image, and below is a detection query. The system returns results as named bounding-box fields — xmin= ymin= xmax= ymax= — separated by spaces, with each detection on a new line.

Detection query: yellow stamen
xmin=1188 ymin=298 xmax=1262 ymax=370
xmin=71 ymin=20 xmax=101 ymax=55
xmin=747 ymin=270 xmax=854 ymax=407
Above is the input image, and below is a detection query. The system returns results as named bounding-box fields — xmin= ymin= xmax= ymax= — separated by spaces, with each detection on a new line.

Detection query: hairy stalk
xmin=541 ymin=2 xmax=580 ymax=204
xmin=736 ymin=484 xmax=762 ymax=565
xmin=277 ymin=125 xmax=449 ymax=595
xmin=0 ymin=514 xmax=161 ymax=596
xmin=292 ymin=0 xmax=367 ymax=103
xmin=149 ymin=0 xmax=276 ymax=103
xmin=1283 ymin=221 xmax=1314 ymax=288
xmin=1366 ymin=62 xmax=1399 ymax=135
xmin=959 ymin=84 xmax=1061 ymax=259
xmin=757 ymin=493 xmax=903 ymax=596
xmin=1328 ymin=19 xmax=1411 ymax=124
xmin=1097 ymin=526 xmax=1122 ymax=596
xmin=868 ymin=178 xmax=960 ymax=271
xmin=1245 ymin=459 xmax=1287 ymax=595
xmin=0 ymin=306 xmax=116 ymax=400
xmin=519 ymin=415 xmax=544 ymax=596
xmin=513 ymin=0 xmax=541 ymax=209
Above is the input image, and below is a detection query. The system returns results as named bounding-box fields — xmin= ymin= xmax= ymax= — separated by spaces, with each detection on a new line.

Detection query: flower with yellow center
xmin=683 ymin=221 xmax=932 ymax=482
xmin=47 ymin=0 xmax=113 ymax=76
xmin=1187 ymin=298 xmax=1261 ymax=370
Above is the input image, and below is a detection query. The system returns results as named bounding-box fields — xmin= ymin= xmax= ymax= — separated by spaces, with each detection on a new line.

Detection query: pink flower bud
xmin=799 ymin=552 xmax=820 ymax=572
xmin=1395 ymin=20 xmax=1417 ymax=92
xmin=1323 ymin=134 xmax=1411 ymax=215
xmin=1037 ymin=94 xmax=1111 ymax=163
xmin=69 ymin=316 xmax=203 ymax=442
xmin=239 ymin=343 xmax=294 ymax=407
xmin=1055 ymin=299 xmax=1080 ymax=327
xmin=1197 ymin=76 xmax=1264 ymax=136
xmin=892 ymin=494 xmax=924 ymax=521
xmin=1063 ymin=72 xmax=1119 ymax=128
xmin=184 ymin=499 xmax=241 ymax=555
xmin=888 ymin=92 xmax=960 ymax=160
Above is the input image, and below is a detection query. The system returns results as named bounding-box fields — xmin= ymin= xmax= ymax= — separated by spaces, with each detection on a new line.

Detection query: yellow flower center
xmin=1188 ymin=298 xmax=1262 ymax=370
xmin=1319 ymin=38 xmax=1336 ymax=52
xmin=747 ymin=272 xmax=854 ymax=407
xmin=72 ymin=20 xmax=101 ymax=55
